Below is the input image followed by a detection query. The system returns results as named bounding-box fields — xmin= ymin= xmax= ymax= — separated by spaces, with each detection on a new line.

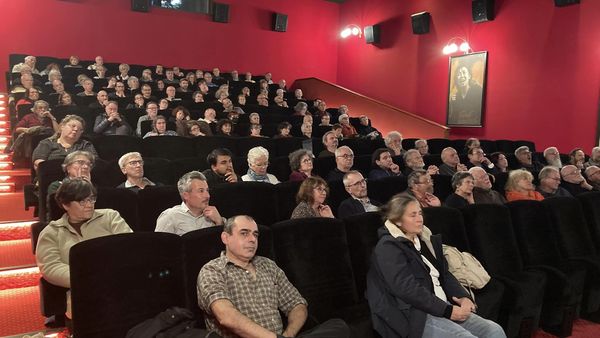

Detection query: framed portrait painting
xmin=447 ymin=52 xmax=488 ymax=127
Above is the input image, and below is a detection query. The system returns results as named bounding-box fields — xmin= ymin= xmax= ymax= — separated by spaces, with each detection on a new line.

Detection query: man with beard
xmin=585 ymin=147 xmax=600 ymax=168
xmin=338 ymin=171 xmax=381 ymax=218
xmin=318 ymin=131 xmax=339 ymax=158
xmin=369 ymin=148 xmax=402 ymax=180
xmin=156 ymin=171 xmax=225 ymax=235
xmin=543 ymin=146 xmax=563 ymax=168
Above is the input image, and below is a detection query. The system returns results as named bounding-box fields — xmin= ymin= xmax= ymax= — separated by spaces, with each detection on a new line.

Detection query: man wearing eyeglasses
xmin=338 ymin=171 xmax=381 ymax=218
xmin=560 ymin=164 xmax=594 ymax=196
xmin=116 ymin=152 xmax=158 ymax=192
xmin=327 ymin=146 xmax=354 ymax=181
xmin=536 ymin=166 xmax=572 ymax=198
xmin=584 ymin=165 xmax=600 ymax=190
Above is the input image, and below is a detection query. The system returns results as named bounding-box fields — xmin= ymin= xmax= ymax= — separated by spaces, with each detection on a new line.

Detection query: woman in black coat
xmin=366 ymin=195 xmax=505 ymax=338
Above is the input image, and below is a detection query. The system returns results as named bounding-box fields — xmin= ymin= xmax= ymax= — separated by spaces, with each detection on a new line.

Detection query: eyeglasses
xmin=77 ymin=196 xmax=97 ymax=206
xmin=417 ymin=179 xmax=432 ymax=185
xmin=252 ymin=162 xmax=269 ymax=168
xmin=346 ymin=179 xmax=367 ymax=188
xmin=314 ymin=186 xmax=328 ymax=193
xmin=71 ymin=160 xmax=92 ymax=167
xmin=127 ymin=160 xmax=144 ymax=167
xmin=337 ymin=154 xmax=354 ymax=160
xmin=301 ymin=158 xmax=313 ymax=164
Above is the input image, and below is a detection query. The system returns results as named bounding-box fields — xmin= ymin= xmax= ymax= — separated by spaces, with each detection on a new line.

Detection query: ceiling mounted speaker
xmin=213 ymin=2 xmax=229 ymax=23
xmin=131 ymin=0 xmax=149 ymax=12
xmin=472 ymin=0 xmax=494 ymax=23
xmin=411 ymin=12 xmax=430 ymax=35
xmin=554 ymin=0 xmax=580 ymax=6
xmin=273 ymin=13 xmax=288 ymax=32
xmin=364 ymin=25 xmax=380 ymax=44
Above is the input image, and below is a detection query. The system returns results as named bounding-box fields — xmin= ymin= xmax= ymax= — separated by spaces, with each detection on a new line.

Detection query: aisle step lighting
xmin=0 ymin=182 xmax=15 ymax=193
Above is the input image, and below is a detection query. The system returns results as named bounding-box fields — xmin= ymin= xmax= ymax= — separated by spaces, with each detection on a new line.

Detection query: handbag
xmin=443 ymin=244 xmax=491 ymax=298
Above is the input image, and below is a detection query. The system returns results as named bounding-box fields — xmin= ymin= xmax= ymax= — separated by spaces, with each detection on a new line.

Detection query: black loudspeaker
xmin=411 ymin=12 xmax=430 ymax=35
xmin=273 ymin=13 xmax=288 ymax=32
xmin=131 ymin=0 xmax=149 ymax=12
xmin=554 ymin=0 xmax=580 ymax=7
xmin=213 ymin=2 xmax=229 ymax=23
xmin=364 ymin=25 xmax=380 ymax=44
xmin=472 ymin=0 xmax=494 ymax=23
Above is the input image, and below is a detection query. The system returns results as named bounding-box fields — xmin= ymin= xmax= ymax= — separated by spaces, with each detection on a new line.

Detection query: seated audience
xmin=338 ymin=170 xmax=380 ymax=218
xmin=249 ymin=124 xmax=266 ymax=137
xmin=585 ymin=165 xmax=600 ymax=190
xmin=11 ymin=73 xmax=38 ymax=94
xmin=87 ymin=55 xmax=104 ymax=70
xmin=357 ymin=115 xmax=380 ymax=139
xmin=127 ymin=76 xmax=140 ymax=94
xmin=288 ymin=149 xmax=315 ymax=182
xmin=248 ymin=112 xmax=260 ymax=126
xmin=200 ymin=108 xmax=218 ymax=127
xmin=366 ymin=194 xmax=506 ymax=338
xmin=202 ymin=148 xmax=238 ymax=187
xmin=319 ymin=112 xmax=332 ymax=127
xmin=318 ymin=131 xmax=339 ymax=158
xmin=505 ymin=169 xmax=544 ymax=201
xmin=463 ymin=137 xmax=481 ymax=154
xmin=143 ymin=115 xmax=178 ymax=138
xmin=384 ymin=131 xmax=406 ymax=156
xmin=404 ymin=149 xmax=439 ymax=176
xmin=293 ymin=101 xmax=308 ymax=116
xmin=332 ymin=124 xmax=343 ymax=141
xmin=300 ymin=122 xmax=312 ymax=139
xmin=136 ymin=101 xmax=159 ymax=137
xmin=89 ymin=90 xmax=109 ymax=114
xmin=542 ymin=146 xmax=563 ymax=168
xmin=322 ymin=146 xmax=353 ymax=181
xmin=466 ymin=147 xmax=495 ymax=173
xmin=117 ymin=152 xmax=158 ymax=192
xmin=12 ymin=55 xmax=39 ymax=74
xmin=186 ymin=120 xmax=211 ymax=137
xmin=314 ymin=100 xmax=328 ymax=118
xmin=197 ymin=215 xmax=349 ymax=338
xmin=536 ymin=166 xmax=572 ymax=198
xmin=339 ymin=114 xmax=358 ymax=138
xmin=32 ymin=115 xmax=97 ymax=171
xmin=369 ymin=148 xmax=402 ymax=180
xmin=64 ymin=55 xmax=82 ymax=68
xmin=400 ymin=170 xmax=441 ymax=207
xmin=489 ymin=152 xmax=509 ymax=173
xmin=415 ymin=139 xmax=429 ymax=156
xmin=515 ymin=146 xmax=544 ymax=172
xmin=14 ymin=100 xmax=59 ymax=135
xmin=569 ymin=148 xmax=586 ymax=170
xmin=560 ymin=164 xmax=594 ymax=196
xmin=125 ymin=93 xmax=145 ymax=110
xmin=469 ymin=167 xmax=506 ymax=204
xmin=93 ymin=101 xmax=132 ymax=136
xmin=215 ymin=119 xmax=236 ymax=137
xmin=156 ymin=171 xmax=225 ymax=235
xmin=439 ymin=147 xmax=467 ymax=176
xmin=15 ymin=87 xmax=39 ymax=111
xmin=291 ymin=177 xmax=334 ymax=219
xmin=116 ymin=63 xmax=130 ymax=82
xmin=76 ymin=78 xmax=96 ymax=97
xmin=585 ymin=147 xmax=600 ymax=168
xmin=36 ymin=178 xmax=133 ymax=319
xmin=57 ymin=92 xmax=75 ymax=107
xmin=273 ymin=122 xmax=292 ymax=139
xmin=444 ymin=172 xmax=475 ymax=208
xmin=242 ymin=146 xmax=280 ymax=184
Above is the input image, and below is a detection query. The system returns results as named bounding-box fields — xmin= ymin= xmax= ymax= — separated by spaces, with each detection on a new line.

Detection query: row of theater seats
xmin=42 ymin=194 xmax=600 ymax=338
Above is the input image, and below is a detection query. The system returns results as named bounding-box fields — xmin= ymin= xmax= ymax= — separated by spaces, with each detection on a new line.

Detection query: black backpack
xmin=126 ymin=307 xmax=211 ymax=338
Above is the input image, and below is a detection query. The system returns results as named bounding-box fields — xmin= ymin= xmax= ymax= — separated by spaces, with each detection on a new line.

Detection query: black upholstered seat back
xmin=423 ymin=206 xmax=471 ymax=252
xmin=70 ymin=232 xmax=185 ymax=338
xmin=576 ymin=192 xmax=600 ymax=252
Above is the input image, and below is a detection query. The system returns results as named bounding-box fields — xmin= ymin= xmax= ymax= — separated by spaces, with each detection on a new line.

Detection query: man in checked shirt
xmin=197 ymin=215 xmax=350 ymax=338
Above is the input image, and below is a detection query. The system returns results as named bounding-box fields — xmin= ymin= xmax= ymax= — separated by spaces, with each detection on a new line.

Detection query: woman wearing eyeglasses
xmin=288 ymin=149 xmax=314 ymax=182
xmin=291 ymin=176 xmax=334 ymax=219
xmin=36 ymin=178 xmax=133 ymax=321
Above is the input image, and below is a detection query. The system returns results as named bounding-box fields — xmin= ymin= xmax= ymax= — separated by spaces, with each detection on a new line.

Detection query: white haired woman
xmin=241 ymin=146 xmax=280 ymax=184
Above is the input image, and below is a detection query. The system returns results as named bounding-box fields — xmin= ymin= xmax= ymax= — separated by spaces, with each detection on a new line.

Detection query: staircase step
xmin=0 ymin=221 xmax=34 ymax=241
xmin=0 ymin=267 xmax=40 ymax=291
xmin=0 ymin=239 xmax=36 ymax=269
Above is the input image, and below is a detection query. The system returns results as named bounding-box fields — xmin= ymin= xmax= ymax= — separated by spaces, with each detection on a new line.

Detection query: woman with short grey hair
xmin=241 ymin=146 xmax=280 ymax=184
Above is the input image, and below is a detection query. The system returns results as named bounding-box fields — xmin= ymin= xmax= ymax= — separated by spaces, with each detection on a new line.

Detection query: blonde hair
xmin=505 ymin=169 xmax=533 ymax=192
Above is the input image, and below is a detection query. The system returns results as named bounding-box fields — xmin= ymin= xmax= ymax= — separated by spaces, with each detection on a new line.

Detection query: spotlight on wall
xmin=442 ymin=37 xmax=472 ymax=55
xmin=340 ymin=24 xmax=362 ymax=39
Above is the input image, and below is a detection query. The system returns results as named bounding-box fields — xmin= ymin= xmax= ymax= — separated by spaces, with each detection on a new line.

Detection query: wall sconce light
xmin=443 ymin=37 xmax=472 ymax=55
xmin=340 ymin=24 xmax=362 ymax=39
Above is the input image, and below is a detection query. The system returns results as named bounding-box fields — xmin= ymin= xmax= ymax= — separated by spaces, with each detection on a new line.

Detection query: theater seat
xmin=542 ymin=197 xmax=600 ymax=316
xmin=507 ymin=200 xmax=585 ymax=336
xmin=367 ymin=176 xmax=408 ymax=205
xmin=576 ymin=191 xmax=600 ymax=252
xmin=70 ymin=232 xmax=185 ymax=338
xmin=136 ymin=186 xmax=181 ymax=232
xmin=142 ymin=136 xmax=195 ymax=160
xmin=93 ymin=135 xmax=142 ymax=161
xmin=275 ymin=180 xmax=302 ymax=221
xmin=270 ymin=218 xmax=372 ymax=336
xmin=423 ymin=206 xmax=504 ymax=322
xmin=209 ymin=181 xmax=279 ymax=226
xmin=461 ymin=204 xmax=546 ymax=337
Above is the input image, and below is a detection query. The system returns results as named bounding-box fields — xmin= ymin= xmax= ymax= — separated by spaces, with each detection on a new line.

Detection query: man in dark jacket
xmin=202 ymin=148 xmax=238 ymax=187
xmin=366 ymin=195 xmax=506 ymax=338
xmin=338 ymin=171 xmax=381 ymax=218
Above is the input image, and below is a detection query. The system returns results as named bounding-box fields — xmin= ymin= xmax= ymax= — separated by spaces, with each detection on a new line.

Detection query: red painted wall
xmin=0 ymin=0 xmax=339 ymax=91
xmin=337 ymin=0 xmax=600 ymax=153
